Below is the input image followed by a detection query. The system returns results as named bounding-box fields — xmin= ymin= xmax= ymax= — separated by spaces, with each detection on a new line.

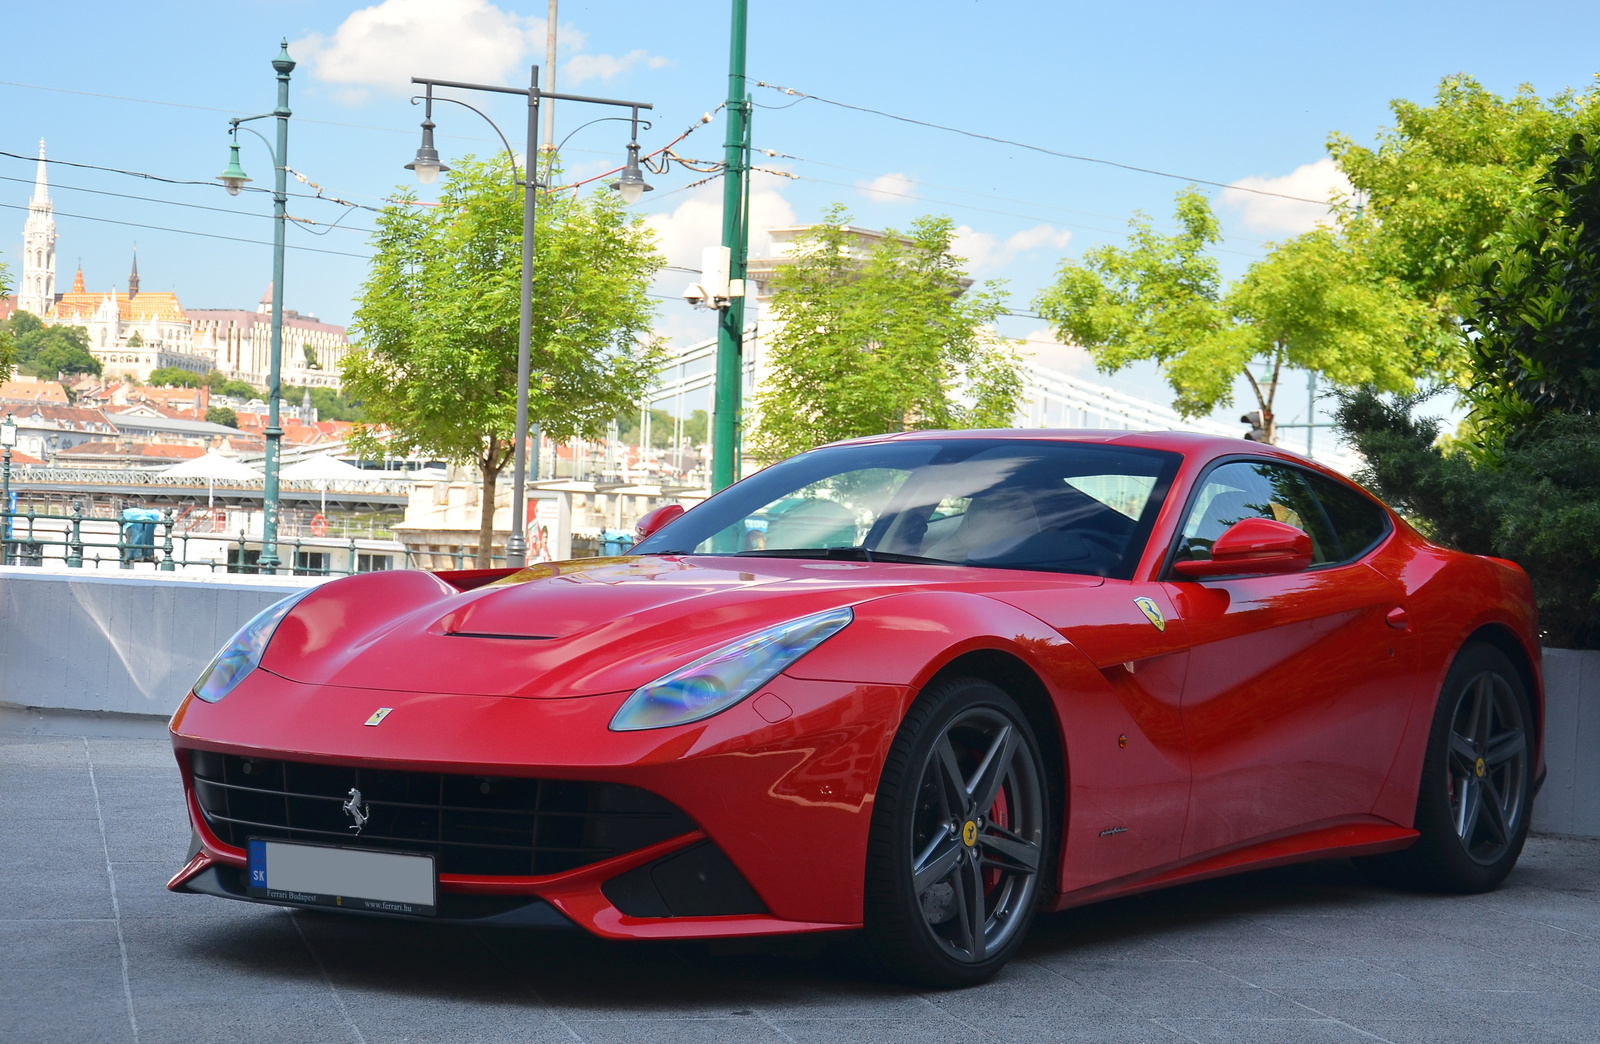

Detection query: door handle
xmin=1385 ymin=606 xmax=1410 ymax=631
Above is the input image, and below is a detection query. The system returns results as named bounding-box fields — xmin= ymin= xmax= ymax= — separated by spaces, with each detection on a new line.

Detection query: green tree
xmin=205 ymin=406 xmax=240 ymax=428
xmin=0 ymin=258 xmax=13 ymax=383
xmin=148 ymin=366 xmax=203 ymax=388
xmin=286 ymin=384 xmax=363 ymax=422
xmin=126 ymin=331 xmax=144 ymax=347
xmin=750 ymin=207 xmax=1021 ymax=461
xmin=11 ymin=317 xmax=101 ymax=377
xmin=1462 ymin=130 xmax=1600 ymax=446
xmin=1328 ymin=75 xmax=1600 ymax=380
xmin=1036 ymin=190 xmax=1423 ymax=442
xmin=345 ymin=157 xmax=665 ymax=565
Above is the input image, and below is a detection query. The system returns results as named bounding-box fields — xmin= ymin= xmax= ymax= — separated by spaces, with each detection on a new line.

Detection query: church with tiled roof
xmin=45 ymin=252 xmax=214 ymax=381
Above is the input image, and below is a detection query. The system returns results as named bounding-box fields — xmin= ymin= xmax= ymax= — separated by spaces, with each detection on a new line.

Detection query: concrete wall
xmin=2 ymin=567 xmax=1597 ymax=838
xmin=0 ymin=566 xmax=320 ymax=718
xmin=1532 ymin=648 xmax=1600 ymax=838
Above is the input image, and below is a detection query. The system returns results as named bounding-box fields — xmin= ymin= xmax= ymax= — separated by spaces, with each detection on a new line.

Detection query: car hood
xmin=259 ymin=555 xmax=1087 ymax=699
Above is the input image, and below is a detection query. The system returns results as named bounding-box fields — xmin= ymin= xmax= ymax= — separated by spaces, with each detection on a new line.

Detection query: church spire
xmin=72 ymin=265 xmax=85 ymax=293
xmin=127 ymin=246 xmax=139 ymax=299
xmin=31 ymin=139 xmax=48 ymax=203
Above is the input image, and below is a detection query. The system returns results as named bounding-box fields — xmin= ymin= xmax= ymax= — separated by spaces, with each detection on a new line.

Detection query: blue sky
xmin=5 ymin=1 xmax=1600 ymax=441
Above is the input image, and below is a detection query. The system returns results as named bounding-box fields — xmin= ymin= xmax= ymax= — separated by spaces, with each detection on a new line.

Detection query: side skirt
xmin=1047 ymin=818 xmax=1418 ymax=913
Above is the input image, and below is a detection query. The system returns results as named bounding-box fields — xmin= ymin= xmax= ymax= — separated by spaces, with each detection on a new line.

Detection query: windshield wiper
xmin=731 ymin=546 xmax=954 ymax=566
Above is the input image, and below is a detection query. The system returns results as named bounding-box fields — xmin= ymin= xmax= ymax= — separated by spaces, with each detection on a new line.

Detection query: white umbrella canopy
xmin=279 ymin=454 xmax=368 ymax=482
xmin=159 ymin=452 xmax=262 ymax=481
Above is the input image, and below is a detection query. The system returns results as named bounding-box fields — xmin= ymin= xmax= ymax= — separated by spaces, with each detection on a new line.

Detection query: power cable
xmin=0 ymin=172 xmax=374 ymax=233
xmin=752 ymin=80 xmax=1335 ymax=205
xmin=0 ymin=201 xmax=370 ymax=259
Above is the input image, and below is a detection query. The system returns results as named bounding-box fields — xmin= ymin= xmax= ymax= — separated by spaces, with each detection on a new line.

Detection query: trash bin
xmin=120 ymin=508 xmax=161 ymax=564
xmin=600 ymin=528 xmax=634 ymax=557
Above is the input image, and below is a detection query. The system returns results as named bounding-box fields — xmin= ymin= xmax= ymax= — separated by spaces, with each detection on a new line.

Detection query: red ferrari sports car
xmin=167 ymin=431 xmax=1543 ymax=986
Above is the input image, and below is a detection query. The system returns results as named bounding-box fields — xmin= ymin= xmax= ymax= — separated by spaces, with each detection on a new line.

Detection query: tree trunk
xmin=476 ymin=436 xmax=503 ymax=569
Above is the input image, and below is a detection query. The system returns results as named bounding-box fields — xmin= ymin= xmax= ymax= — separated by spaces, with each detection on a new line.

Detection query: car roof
xmin=824 ymin=428 xmax=1361 ymax=486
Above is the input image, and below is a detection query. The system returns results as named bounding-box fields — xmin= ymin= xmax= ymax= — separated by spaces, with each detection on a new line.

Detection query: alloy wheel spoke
xmin=978 ymin=826 xmax=1040 ymax=874
xmin=967 ymin=725 xmax=1018 ymax=814
xmin=1485 ymin=728 xmax=1525 ymax=768
xmin=1472 ymin=677 xmax=1494 ymax=750
xmin=1448 ymin=730 xmax=1478 ymax=764
xmin=950 ymin=852 xmax=975 ymax=952
xmin=962 ymin=855 xmax=987 ymax=961
xmin=1457 ymin=776 xmax=1481 ymax=842
xmin=1479 ymin=775 xmax=1510 ymax=845
xmin=932 ymin=736 xmax=968 ymax=821
xmin=913 ymin=837 xmax=966 ymax=898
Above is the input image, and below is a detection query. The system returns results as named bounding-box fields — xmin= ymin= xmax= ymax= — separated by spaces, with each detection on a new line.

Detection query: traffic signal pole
xmin=711 ymin=0 xmax=750 ymax=491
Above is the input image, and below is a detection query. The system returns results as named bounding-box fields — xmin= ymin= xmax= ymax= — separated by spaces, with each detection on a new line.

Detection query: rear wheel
xmin=1357 ymin=643 xmax=1533 ymax=892
xmin=862 ymin=676 xmax=1049 ymax=987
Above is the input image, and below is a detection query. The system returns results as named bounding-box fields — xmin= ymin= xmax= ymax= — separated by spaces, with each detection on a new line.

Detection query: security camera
xmin=682 ymin=283 xmax=711 ymax=308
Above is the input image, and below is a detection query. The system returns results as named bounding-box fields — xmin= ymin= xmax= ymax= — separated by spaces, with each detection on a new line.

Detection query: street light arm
xmin=411 ymin=75 xmax=652 ymax=111
xmin=411 ymin=95 xmax=521 ymax=197
xmin=230 ymin=120 xmax=282 ymax=167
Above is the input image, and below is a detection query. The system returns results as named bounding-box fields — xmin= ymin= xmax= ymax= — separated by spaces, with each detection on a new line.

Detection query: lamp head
xmin=217 ymin=142 xmax=251 ymax=197
xmin=405 ymin=118 xmax=449 ymax=186
xmin=611 ymin=142 xmax=652 ymax=205
xmin=1 ymin=412 xmax=16 ymax=449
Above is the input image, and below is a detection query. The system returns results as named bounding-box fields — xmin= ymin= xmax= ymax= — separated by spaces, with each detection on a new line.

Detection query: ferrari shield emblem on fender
xmin=364 ymin=708 xmax=393 ymax=727
xmin=1133 ymin=597 xmax=1166 ymax=632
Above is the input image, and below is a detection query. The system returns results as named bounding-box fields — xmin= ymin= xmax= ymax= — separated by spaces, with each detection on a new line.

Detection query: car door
xmin=1160 ymin=458 xmax=1416 ymax=858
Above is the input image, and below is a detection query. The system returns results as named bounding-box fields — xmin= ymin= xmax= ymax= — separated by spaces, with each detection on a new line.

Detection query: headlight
xmin=609 ymin=606 xmax=854 ymax=731
xmin=192 ymin=588 xmax=313 ymax=703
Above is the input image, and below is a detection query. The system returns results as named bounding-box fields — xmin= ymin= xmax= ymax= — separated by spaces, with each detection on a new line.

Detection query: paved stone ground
xmin=5 ymin=730 xmax=1600 ymax=1044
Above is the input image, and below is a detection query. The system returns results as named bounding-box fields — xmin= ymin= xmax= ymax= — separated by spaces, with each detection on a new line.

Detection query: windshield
xmin=632 ymin=438 xmax=1181 ymax=579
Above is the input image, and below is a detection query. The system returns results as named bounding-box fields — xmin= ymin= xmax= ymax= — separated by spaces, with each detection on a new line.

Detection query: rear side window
xmin=1300 ymin=471 xmax=1391 ymax=562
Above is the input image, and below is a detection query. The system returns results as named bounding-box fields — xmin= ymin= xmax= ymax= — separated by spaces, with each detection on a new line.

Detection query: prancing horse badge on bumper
xmin=1133 ymin=597 xmax=1166 ymax=632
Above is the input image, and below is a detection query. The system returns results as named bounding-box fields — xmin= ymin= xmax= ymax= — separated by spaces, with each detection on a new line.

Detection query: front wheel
xmin=861 ymin=676 xmax=1050 ymax=987
xmin=1356 ymin=643 xmax=1534 ymax=892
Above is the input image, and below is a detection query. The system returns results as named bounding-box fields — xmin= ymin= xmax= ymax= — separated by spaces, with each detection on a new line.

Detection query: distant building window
xmin=294 ymin=550 xmax=329 ymax=576
xmin=358 ymin=553 xmax=392 ymax=573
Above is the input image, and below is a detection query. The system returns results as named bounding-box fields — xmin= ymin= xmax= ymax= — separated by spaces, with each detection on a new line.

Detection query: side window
xmin=1175 ymin=460 xmax=1335 ymax=566
xmin=1299 ymin=471 xmax=1392 ymax=563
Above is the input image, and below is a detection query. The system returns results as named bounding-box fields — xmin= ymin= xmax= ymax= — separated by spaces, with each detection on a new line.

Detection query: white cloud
xmin=1017 ymin=327 xmax=1093 ymax=375
xmin=856 ymin=172 xmax=917 ymax=204
xmin=954 ymin=223 xmax=1072 ymax=271
xmin=565 ymin=49 xmax=669 ymax=86
xmin=294 ymin=0 xmax=659 ymax=103
xmin=1219 ymin=157 xmax=1351 ymax=236
xmin=645 ymin=171 xmax=797 ymax=272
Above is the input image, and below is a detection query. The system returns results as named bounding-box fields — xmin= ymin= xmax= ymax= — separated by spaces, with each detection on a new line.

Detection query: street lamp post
xmin=1 ymin=411 xmax=15 ymax=563
xmin=405 ymin=67 xmax=651 ymax=568
xmin=216 ymin=39 xmax=295 ymax=574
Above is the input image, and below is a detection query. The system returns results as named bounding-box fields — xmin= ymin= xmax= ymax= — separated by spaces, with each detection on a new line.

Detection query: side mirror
xmin=1172 ymin=517 xmax=1312 ymax=579
xmin=634 ymin=503 xmax=685 ymax=541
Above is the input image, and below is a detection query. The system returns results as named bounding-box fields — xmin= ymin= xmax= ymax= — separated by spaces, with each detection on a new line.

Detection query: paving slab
xmin=4 ymin=731 xmax=1599 ymax=1044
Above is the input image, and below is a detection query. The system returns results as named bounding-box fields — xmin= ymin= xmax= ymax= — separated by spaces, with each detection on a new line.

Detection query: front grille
xmin=189 ymin=751 xmax=695 ymax=877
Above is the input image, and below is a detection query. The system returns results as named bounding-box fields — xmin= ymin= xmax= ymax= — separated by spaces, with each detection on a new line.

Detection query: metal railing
xmin=0 ymin=501 xmax=381 ymax=577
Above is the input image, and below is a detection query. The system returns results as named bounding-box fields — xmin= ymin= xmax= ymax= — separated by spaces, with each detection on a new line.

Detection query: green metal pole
xmin=260 ymin=39 xmax=294 ymax=575
xmin=711 ymin=0 xmax=749 ymax=492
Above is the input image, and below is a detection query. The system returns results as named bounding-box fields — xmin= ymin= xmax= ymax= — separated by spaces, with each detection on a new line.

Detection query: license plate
xmin=247 ymin=839 xmax=436 ymax=916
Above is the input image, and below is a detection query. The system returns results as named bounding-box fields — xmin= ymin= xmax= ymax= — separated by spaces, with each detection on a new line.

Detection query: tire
xmin=1356 ymin=643 xmax=1534 ymax=893
xmin=861 ymin=676 xmax=1051 ymax=987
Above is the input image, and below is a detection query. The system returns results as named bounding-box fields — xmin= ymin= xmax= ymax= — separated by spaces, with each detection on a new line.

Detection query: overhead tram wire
xmin=752 ymin=81 xmax=1334 ymax=206
xmin=0 ymin=202 xmax=370 ymax=260
xmin=0 ymin=148 xmax=386 ymax=213
xmin=0 ymin=172 xmax=375 ymax=234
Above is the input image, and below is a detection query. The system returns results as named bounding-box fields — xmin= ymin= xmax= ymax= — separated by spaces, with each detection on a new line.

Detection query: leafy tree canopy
xmin=1462 ymin=130 xmax=1600 ymax=447
xmin=750 ymin=206 xmax=1021 ymax=461
xmin=1329 ymin=75 xmax=1600 ymax=379
xmin=617 ymin=407 xmax=705 ymax=449
xmin=147 ymin=366 xmax=205 ymax=388
xmin=0 ymin=258 xmax=14 ymax=383
xmin=5 ymin=315 xmax=101 ymax=378
xmin=1036 ymin=189 xmax=1424 ymax=442
xmin=287 ymin=384 xmax=363 ymax=423
xmin=344 ymin=156 xmax=664 ymax=563
xmin=205 ymin=406 xmax=239 ymax=428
